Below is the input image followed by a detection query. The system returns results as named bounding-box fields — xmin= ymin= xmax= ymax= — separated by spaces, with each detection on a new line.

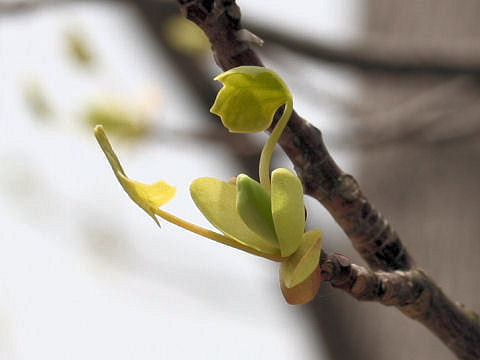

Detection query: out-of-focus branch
xmin=246 ymin=22 xmax=480 ymax=75
xmin=357 ymin=75 xmax=477 ymax=147
xmin=175 ymin=1 xmax=480 ymax=358
xmin=356 ymin=75 xmax=480 ymax=148
xmin=0 ymin=0 xmax=68 ymax=12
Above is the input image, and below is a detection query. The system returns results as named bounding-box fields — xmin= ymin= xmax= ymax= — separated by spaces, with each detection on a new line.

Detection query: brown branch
xmin=319 ymin=251 xmax=480 ymax=359
xmin=176 ymin=1 xmax=480 ymax=358
xmin=246 ymin=22 xmax=480 ymax=75
xmin=320 ymin=251 xmax=427 ymax=305
xmin=278 ymin=116 xmax=413 ymax=271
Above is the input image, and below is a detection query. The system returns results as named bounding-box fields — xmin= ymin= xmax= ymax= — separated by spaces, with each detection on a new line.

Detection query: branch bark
xmin=176 ymin=1 xmax=480 ymax=358
xmin=319 ymin=251 xmax=480 ymax=359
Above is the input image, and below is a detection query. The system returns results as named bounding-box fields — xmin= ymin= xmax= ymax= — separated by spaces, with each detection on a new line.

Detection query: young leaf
xmin=236 ymin=174 xmax=278 ymax=246
xmin=280 ymin=229 xmax=323 ymax=288
xmin=210 ymin=66 xmax=291 ymax=133
xmin=190 ymin=177 xmax=280 ymax=255
xmin=94 ymin=125 xmax=176 ymax=226
xmin=280 ymin=265 xmax=321 ymax=305
xmin=271 ymin=168 xmax=306 ymax=257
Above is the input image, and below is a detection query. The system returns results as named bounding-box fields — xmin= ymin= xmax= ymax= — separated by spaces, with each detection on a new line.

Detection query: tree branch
xmin=319 ymin=251 xmax=480 ymax=359
xmin=176 ymin=1 xmax=480 ymax=358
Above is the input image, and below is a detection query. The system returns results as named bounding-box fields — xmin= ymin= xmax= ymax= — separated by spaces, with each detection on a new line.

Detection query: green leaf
xmin=280 ymin=229 xmax=322 ymax=288
xmin=210 ymin=66 xmax=291 ymax=133
xmin=236 ymin=174 xmax=278 ymax=246
xmin=190 ymin=177 xmax=280 ymax=255
xmin=94 ymin=125 xmax=176 ymax=226
xmin=271 ymin=168 xmax=305 ymax=257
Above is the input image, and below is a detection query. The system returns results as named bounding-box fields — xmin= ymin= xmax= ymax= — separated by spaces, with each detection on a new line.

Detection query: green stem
xmin=153 ymin=208 xmax=282 ymax=261
xmin=259 ymin=97 xmax=294 ymax=191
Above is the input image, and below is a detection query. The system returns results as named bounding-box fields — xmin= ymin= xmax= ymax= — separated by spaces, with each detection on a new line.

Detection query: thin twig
xmin=246 ymin=22 xmax=480 ymax=75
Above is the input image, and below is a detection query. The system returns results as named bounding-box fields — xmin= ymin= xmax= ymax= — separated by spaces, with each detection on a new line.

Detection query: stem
xmin=259 ymin=97 xmax=294 ymax=191
xmin=153 ymin=208 xmax=282 ymax=261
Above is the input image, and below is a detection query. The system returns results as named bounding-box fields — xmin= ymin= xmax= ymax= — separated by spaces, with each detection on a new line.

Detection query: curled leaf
xmin=236 ymin=174 xmax=278 ymax=246
xmin=190 ymin=177 xmax=280 ymax=255
xmin=94 ymin=125 xmax=176 ymax=226
xmin=280 ymin=265 xmax=321 ymax=305
xmin=210 ymin=66 xmax=291 ymax=133
xmin=280 ymin=229 xmax=323 ymax=288
xmin=271 ymin=168 xmax=305 ymax=257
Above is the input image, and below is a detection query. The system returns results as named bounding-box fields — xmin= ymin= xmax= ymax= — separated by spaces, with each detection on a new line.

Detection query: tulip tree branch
xmin=319 ymin=251 xmax=480 ymax=356
xmin=176 ymin=1 xmax=480 ymax=359
xmin=319 ymin=250 xmax=435 ymax=306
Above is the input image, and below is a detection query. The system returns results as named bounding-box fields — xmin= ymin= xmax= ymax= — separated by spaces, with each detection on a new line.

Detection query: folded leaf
xmin=280 ymin=265 xmax=321 ymax=305
xmin=271 ymin=168 xmax=305 ymax=257
xmin=280 ymin=229 xmax=322 ymax=288
xmin=94 ymin=125 xmax=176 ymax=226
xmin=236 ymin=174 xmax=278 ymax=246
xmin=210 ymin=66 xmax=290 ymax=133
xmin=118 ymin=175 xmax=176 ymax=224
xmin=190 ymin=177 xmax=280 ymax=255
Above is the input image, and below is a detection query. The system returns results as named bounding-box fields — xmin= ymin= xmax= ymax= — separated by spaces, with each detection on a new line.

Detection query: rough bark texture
xmin=175 ymin=1 xmax=480 ymax=359
xmin=319 ymin=252 xmax=480 ymax=360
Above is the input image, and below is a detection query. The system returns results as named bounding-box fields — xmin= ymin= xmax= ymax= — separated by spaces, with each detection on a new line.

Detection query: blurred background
xmin=0 ymin=1 xmax=479 ymax=359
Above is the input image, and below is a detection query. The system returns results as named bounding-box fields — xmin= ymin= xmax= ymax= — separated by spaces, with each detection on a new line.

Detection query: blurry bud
xmin=162 ymin=15 xmax=210 ymax=56
xmin=84 ymin=94 xmax=154 ymax=140
xmin=64 ymin=26 xmax=94 ymax=67
xmin=22 ymin=78 xmax=53 ymax=119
